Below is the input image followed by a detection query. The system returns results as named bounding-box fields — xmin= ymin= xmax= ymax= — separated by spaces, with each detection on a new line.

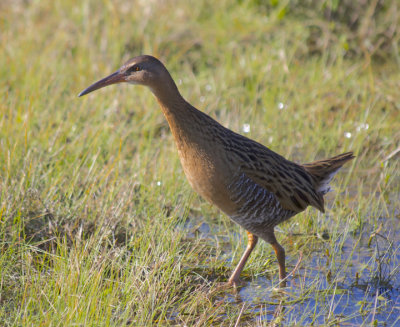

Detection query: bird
xmin=79 ymin=55 xmax=354 ymax=287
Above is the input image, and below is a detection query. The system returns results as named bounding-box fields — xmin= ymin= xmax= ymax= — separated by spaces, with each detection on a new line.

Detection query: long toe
xmin=228 ymin=277 xmax=245 ymax=288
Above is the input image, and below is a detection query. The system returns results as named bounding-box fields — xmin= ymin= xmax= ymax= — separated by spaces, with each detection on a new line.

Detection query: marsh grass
xmin=1 ymin=0 xmax=400 ymax=325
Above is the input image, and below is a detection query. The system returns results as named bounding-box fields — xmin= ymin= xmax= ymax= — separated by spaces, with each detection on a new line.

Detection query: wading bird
xmin=79 ymin=55 xmax=354 ymax=287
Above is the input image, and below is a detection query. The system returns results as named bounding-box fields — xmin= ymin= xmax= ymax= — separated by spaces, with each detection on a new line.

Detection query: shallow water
xmin=232 ymin=229 xmax=400 ymax=325
xmin=179 ymin=207 xmax=400 ymax=326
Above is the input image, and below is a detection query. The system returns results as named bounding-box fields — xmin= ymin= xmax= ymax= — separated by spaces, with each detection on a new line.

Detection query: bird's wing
xmin=229 ymin=136 xmax=325 ymax=213
xmin=240 ymin=159 xmax=325 ymax=213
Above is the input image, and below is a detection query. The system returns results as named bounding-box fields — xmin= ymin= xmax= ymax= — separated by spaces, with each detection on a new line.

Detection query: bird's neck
xmin=150 ymin=79 xmax=210 ymax=149
xmin=151 ymin=80 xmax=187 ymax=119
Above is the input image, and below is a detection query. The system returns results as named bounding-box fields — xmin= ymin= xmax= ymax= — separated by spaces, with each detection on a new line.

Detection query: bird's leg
xmin=270 ymin=237 xmax=286 ymax=288
xmin=228 ymin=231 xmax=258 ymax=286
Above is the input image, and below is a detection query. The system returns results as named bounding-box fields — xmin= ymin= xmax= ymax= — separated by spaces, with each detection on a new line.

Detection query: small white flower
xmin=356 ymin=123 xmax=369 ymax=132
xmin=242 ymin=123 xmax=250 ymax=133
xmin=344 ymin=132 xmax=352 ymax=138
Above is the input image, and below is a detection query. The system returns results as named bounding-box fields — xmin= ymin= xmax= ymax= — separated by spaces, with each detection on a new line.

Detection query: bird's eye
xmin=127 ymin=65 xmax=141 ymax=73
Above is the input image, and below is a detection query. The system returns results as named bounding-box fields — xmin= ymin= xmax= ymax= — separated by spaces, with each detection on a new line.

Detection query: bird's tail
xmin=302 ymin=152 xmax=355 ymax=195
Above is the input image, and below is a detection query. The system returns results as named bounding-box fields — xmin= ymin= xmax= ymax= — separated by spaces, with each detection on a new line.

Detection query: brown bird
xmin=79 ymin=55 xmax=354 ymax=287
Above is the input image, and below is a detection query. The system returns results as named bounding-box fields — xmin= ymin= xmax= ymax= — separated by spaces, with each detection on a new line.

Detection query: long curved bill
xmin=78 ymin=70 xmax=125 ymax=97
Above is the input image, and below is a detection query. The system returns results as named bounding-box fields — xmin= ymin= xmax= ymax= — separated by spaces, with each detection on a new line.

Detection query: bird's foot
xmin=213 ymin=278 xmax=244 ymax=291
xmin=228 ymin=278 xmax=243 ymax=288
xmin=278 ymin=279 xmax=287 ymax=288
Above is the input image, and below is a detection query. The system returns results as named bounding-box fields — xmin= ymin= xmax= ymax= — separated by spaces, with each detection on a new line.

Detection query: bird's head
xmin=78 ymin=55 xmax=168 ymax=97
